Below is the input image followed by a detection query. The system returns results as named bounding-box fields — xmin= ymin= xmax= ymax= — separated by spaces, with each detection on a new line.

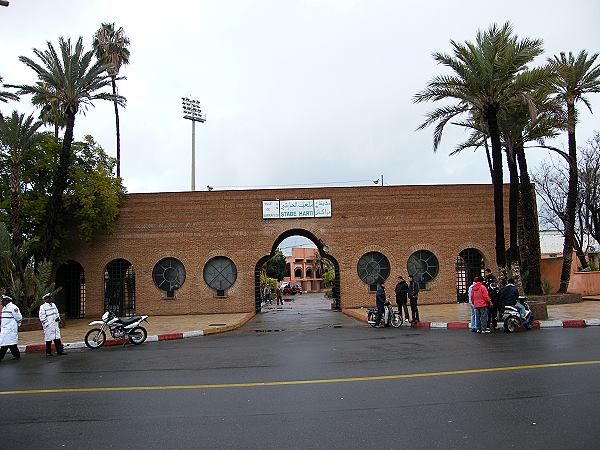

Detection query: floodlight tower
xmin=181 ymin=97 xmax=206 ymax=191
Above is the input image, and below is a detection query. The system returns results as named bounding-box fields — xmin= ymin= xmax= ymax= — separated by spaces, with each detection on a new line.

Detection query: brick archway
xmin=254 ymin=228 xmax=341 ymax=312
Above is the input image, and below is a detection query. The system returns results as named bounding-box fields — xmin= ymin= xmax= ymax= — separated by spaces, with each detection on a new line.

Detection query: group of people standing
xmin=468 ymin=269 xmax=524 ymax=333
xmin=373 ymin=274 xmax=421 ymax=327
xmin=0 ymin=292 xmax=67 ymax=362
xmin=262 ymin=284 xmax=284 ymax=306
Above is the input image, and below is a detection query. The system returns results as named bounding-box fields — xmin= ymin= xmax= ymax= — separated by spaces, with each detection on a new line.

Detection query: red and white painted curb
xmin=415 ymin=319 xmax=600 ymax=330
xmin=17 ymin=330 xmax=206 ymax=353
xmin=16 ymin=312 xmax=258 ymax=353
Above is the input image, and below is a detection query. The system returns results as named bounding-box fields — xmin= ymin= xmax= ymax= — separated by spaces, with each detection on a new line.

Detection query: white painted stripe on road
xmin=584 ymin=319 xmax=600 ymax=326
xmin=539 ymin=320 xmax=563 ymax=328
xmin=430 ymin=322 xmax=447 ymax=329
xmin=183 ymin=330 xmax=203 ymax=338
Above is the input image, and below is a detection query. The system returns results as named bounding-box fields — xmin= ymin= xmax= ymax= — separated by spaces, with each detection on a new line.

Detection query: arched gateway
xmin=66 ymin=185 xmax=504 ymax=317
xmin=254 ymin=228 xmax=341 ymax=312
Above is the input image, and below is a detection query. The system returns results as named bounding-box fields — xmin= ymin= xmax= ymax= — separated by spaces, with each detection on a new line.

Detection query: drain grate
xmin=209 ymin=323 xmax=227 ymax=326
xmin=254 ymin=329 xmax=284 ymax=332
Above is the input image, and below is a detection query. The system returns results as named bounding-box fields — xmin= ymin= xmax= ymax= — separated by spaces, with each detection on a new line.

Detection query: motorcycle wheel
xmin=504 ymin=318 xmax=518 ymax=333
xmin=367 ymin=311 xmax=378 ymax=328
xmin=128 ymin=326 xmax=148 ymax=345
xmin=391 ymin=313 xmax=402 ymax=328
xmin=85 ymin=328 xmax=106 ymax=349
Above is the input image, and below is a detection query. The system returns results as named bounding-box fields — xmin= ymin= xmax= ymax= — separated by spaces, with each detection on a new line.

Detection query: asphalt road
xmin=2 ymin=294 xmax=600 ymax=449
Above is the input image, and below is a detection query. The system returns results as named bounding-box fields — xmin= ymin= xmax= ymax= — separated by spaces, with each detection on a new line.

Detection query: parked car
xmin=283 ymin=283 xmax=302 ymax=295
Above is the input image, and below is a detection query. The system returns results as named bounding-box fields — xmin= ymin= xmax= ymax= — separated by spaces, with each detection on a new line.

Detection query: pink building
xmin=284 ymin=248 xmax=323 ymax=293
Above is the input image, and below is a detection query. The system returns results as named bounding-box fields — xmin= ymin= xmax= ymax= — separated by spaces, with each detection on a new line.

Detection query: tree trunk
xmin=112 ymin=76 xmax=121 ymax=179
xmin=506 ymin=149 xmax=523 ymax=292
xmin=559 ymin=101 xmax=578 ymax=293
xmin=9 ymin=151 xmax=22 ymax=247
xmin=516 ymin=141 xmax=542 ymax=294
xmin=41 ymin=111 xmax=76 ymax=260
xmin=485 ymin=108 xmax=507 ymax=277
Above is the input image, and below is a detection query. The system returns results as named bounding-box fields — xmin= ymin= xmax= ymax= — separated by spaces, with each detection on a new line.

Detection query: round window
xmin=152 ymin=258 xmax=186 ymax=292
xmin=357 ymin=252 xmax=390 ymax=285
xmin=203 ymin=256 xmax=237 ymax=291
xmin=407 ymin=250 xmax=439 ymax=286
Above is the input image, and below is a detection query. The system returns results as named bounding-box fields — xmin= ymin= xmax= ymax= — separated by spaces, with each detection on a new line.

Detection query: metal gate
xmin=55 ymin=261 xmax=86 ymax=318
xmin=455 ymin=249 xmax=485 ymax=303
xmin=104 ymin=259 xmax=136 ymax=317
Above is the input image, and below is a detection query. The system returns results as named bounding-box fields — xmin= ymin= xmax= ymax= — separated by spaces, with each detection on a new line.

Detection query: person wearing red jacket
xmin=471 ymin=277 xmax=492 ymax=333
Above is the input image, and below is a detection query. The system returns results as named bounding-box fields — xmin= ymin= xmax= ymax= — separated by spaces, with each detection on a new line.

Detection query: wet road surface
xmin=2 ymin=293 xmax=600 ymax=449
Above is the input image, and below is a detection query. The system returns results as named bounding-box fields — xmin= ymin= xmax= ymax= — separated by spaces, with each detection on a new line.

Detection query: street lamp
xmin=181 ymin=97 xmax=206 ymax=191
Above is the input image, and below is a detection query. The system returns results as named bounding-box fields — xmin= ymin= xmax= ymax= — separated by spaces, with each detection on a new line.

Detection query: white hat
xmin=1 ymin=294 xmax=12 ymax=302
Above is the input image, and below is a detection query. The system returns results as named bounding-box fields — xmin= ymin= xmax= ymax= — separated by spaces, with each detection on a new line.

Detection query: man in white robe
xmin=0 ymin=294 xmax=22 ymax=361
xmin=39 ymin=293 xmax=66 ymax=356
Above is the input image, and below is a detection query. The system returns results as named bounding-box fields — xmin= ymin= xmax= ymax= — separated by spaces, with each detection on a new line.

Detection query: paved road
xmin=2 ymin=293 xmax=600 ymax=449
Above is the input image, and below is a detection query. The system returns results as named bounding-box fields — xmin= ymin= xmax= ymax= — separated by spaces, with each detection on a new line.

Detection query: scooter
xmin=85 ymin=311 xmax=149 ymax=349
xmin=502 ymin=297 xmax=534 ymax=333
xmin=367 ymin=296 xmax=402 ymax=328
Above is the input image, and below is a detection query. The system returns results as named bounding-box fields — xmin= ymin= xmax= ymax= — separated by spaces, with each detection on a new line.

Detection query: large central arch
xmin=254 ymin=228 xmax=341 ymax=313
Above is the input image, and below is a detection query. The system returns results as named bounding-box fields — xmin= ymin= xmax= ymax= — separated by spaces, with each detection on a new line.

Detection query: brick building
xmin=284 ymin=248 xmax=323 ymax=293
xmin=56 ymin=184 xmax=507 ymax=318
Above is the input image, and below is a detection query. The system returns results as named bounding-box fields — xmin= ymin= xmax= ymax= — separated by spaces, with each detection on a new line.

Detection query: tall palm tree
xmin=93 ymin=22 xmax=130 ymax=179
xmin=0 ymin=111 xmax=42 ymax=247
xmin=415 ymin=22 xmax=547 ymax=280
xmin=8 ymin=36 xmax=123 ymax=260
xmin=549 ymin=51 xmax=600 ymax=293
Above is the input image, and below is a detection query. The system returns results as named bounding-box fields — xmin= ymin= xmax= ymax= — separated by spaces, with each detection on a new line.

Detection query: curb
xmin=341 ymin=309 xmax=600 ymax=331
xmin=18 ymin=312 xmax=256 ymax=353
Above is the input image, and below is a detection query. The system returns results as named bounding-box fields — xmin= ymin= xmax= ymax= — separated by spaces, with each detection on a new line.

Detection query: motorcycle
xmin=85 ymin=311 xmax=149 ymax=349
xmin=503 ymin=297 xmax=534 ymax=333
xmin=367 ymin=296 xmax=402 ymax=328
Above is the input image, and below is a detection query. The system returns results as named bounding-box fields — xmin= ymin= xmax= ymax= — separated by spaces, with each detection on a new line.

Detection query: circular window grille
xmin=152 ymin=258 xmax=186 ymax=292
xmin=357 ymin=252 xmax=390 ymax=285
xmin=203 ymin=256 xmax=237 ymax=291
xmin=407 ymin=250 xmax=439 ymax=285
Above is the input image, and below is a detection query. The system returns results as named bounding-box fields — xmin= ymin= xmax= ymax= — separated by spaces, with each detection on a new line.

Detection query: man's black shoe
xmin=11 ymin=356 xmax=20 ymax=360
xmin=46 ymin=353 xmax=54 ymax=357
xmin=57 ymin=351 xmax=67 ymax=355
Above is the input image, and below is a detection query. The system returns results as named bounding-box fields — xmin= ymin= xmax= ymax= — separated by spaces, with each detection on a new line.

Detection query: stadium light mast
xmin=181 ymin=97 xmax=206 ymax=191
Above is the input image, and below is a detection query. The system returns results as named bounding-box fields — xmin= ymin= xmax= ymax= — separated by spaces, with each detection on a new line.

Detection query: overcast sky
xmin=1 ymin=0 xmax=599 ymax=194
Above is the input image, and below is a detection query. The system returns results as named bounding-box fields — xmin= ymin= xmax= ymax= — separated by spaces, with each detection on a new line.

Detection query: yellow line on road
xmin=2 ymin=360 xmax=600 ymax=396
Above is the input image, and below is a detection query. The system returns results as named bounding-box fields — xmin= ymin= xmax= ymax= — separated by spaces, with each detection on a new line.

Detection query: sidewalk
xmin=343 ymin=301 xmax=600 ymax=329
xmin=17 ymin=312 xmax=254 ymax=353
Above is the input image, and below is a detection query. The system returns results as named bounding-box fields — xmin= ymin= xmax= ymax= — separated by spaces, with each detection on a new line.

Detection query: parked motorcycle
xmin=367 ymin=296 xmax=402 ymax=328
xmin=503 ymin=297 xmax=534 ymax=333
xmin=85 ymin=311 xmax=149 ymax=349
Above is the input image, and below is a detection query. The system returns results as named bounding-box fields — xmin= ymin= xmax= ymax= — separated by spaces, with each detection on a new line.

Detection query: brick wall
xmin=67 ymin=184 xmax=508 ymax=316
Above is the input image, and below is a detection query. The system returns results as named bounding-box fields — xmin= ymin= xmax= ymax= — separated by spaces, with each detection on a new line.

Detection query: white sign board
xmin=262 ymin=199 xmax=332 ymax=219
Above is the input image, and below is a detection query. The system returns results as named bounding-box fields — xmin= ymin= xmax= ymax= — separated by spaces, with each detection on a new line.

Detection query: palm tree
xmin=548 ymin=51 xmax=600 ymax=293
xmin=0 ymin=75 xmax=19 ymax=104
xmin=415 ymin=22 xmax=548 ymax=280
xmin=9 ymin=36 xmax=123 ymax=260
xmin=0 ymin=111 xmax=42 ymax=247
xmin=32 ymin=82 xmax=66 ymax=140
xmin=93 ymin=23 xmax=130 ymax=179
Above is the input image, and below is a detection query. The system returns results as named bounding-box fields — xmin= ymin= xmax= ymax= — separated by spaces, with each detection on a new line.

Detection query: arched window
xmin=306 ymin=268 xmax=313 ymax=278
xmin=294 ymin=267 xmax=303 ymax=278
xmin=455 ymin=248 xmax=485 ymax=302
xmin=104 ymin=259 xmax=135 ymax=317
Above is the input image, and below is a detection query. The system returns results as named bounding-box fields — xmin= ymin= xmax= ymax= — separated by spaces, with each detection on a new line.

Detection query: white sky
xmin=1 ymin=0 xmax=599 ymax=194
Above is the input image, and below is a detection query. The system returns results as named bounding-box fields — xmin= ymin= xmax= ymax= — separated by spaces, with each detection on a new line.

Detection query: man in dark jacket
xmin=500 ymin=278 xmax=527 ymax=318
xmin=395 ymin=276 xmax=410 ymax=323
xmin=483 ymin=268 xmax=497 ymax=289
xmin=374 ymin=282 xmax=387 ymax=327
xmin=408 ymin=275 xmax=420 ymax=323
